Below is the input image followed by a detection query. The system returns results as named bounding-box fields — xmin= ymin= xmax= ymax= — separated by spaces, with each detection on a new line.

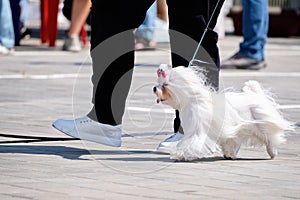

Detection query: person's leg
xmin=62 ymin=0 xmax=91 ymax=52
xmin=19 ymin=0 xmax=29 ymax=27
xmin=167 ymin=0 xmax=224 ymax=132
xmin=9 ymin=0 xmax=20 ymax=46
xmin=0 ymin=0 xmax=15 ymax=50
xmin=68 ymin=0 xmax=91 ymax=36
xmin=157 ymin=0 xmax=168 ymax=22
xmin=53 ymin=0 xmax=155 ymax=146
xmin=221 ymin=0 xmax=268 ymax=70
xmin=19 ymin=0 xmax=32 ymax=40
xmin=156 ymin=0 xmax=224 ymax=153
xmin=167 ymin=0 xmax=224 ymax=70
xmin=134 ymin=2 xmax=157 ymax=48
xmin=239 ymin=0 xmax=268 ymax=61
xmin=87 ymin=0 xmax=154 ymax=125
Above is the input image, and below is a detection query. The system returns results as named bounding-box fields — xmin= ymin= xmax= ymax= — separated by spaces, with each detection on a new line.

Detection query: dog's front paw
xmin=171 ymin=153 xmax=194 ymax=162
xmin=170 ymin=154 xmax=185 ymax=162
xmin=224 ymin=155 xmax=236 ymax=160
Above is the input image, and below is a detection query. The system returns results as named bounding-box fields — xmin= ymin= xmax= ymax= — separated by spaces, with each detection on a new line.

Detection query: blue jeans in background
xmin=134 ymin=2 xmax=157 ymax=42
xmin=239 ymin=0 xmax=268 ymax=61
xmin=20 ymin=0 xmax=29 ymax=27
xmin=0 ymin=0 xmax=15 ymax=48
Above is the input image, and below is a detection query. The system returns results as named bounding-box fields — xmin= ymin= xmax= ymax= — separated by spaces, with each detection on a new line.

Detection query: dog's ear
xmin=157 ymin=64 xmax=172 ymax=86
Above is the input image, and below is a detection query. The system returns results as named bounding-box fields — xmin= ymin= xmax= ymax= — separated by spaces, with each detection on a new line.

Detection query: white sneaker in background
xmin=156 ymin=132 xmax=183 ymax=154
xmin=0 ymin=45 xmax=14 ymax=56
xmin=52 ymin=116 xmax=122 ymax=147
xmin=62 ymin=34 xmax=82 ymax=52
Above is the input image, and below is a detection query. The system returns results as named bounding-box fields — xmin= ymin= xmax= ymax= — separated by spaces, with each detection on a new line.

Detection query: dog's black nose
xmin=153 ymin=87 xmax=157 ymax=93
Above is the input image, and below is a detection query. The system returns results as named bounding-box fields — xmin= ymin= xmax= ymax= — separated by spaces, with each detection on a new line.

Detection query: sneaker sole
xmin=155 ymin=148 xmax=171 ymax=154
xmin=236 ymin=62 xmax=267 ymax=70
xmin=52 ymin=123 xmax=121 ymax=147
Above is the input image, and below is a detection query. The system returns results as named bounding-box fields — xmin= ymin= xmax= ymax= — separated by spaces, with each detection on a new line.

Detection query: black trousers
xmin=88 ymin=0 xmax=224 ymax=132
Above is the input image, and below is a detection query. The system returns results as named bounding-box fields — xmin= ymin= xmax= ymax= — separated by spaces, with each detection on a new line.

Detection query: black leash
xmin=188 ymin=0 xmax=221 ymax=67
xmin=0 ymin=133 xmax=79 ymax=144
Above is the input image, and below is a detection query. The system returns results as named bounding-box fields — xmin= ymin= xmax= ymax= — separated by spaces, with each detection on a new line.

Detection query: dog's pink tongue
xmin=156 ymin=99 xmax=160 ymax=103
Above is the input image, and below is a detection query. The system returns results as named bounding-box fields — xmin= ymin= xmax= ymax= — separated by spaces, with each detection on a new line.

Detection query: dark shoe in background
xmin=20 ymin=27 xmax=32 ymax=40
xmin=221 ymin=52 xmax=267 ymax=70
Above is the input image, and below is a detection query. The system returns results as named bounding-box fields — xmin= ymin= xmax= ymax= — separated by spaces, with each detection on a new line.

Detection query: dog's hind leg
xmin=221 ymin=139 xmax=241 ymax=160
xmin=244 ymin=81 xmax=291 ymax=158
xmin=254 ymin=122 xmax=279 ymax=159
xmin=266 ymin=140 xmax=277 ymax=159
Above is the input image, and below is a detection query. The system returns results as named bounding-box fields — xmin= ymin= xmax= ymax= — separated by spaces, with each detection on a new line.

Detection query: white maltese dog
xmin=153 ymin=64 xmax=293 ymax=161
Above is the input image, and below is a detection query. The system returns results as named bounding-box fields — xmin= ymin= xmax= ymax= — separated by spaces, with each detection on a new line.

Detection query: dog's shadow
xmin=0 ymin=144 xmax=271 ymax=163
xmin=174 ymin=156 xmax=270 ymax=163
xmin=98 ymin=154 xmax=271 ymax=163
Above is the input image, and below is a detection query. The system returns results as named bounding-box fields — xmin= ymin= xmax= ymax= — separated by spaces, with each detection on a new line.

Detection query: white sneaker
xmin=52 ymin=116 xmax=122 ymax=147
xmin=62 ymin=35 xmax=82 ymax=52
xmin=0 ymin=45 xmax=14 ymax=56
xmin=156 ymin=132 xmax=183 ymax=154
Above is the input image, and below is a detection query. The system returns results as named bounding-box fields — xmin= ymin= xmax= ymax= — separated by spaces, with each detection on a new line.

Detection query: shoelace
xmin=79 ymin=119 xmax=93 ymax=124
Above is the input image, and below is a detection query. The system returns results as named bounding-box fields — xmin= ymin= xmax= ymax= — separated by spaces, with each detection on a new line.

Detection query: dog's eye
xmin=163 ymin=83 xmax=168 ymax=87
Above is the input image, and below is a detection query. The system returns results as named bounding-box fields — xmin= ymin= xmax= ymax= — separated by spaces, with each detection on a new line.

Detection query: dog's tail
xmin=243 ymin=80 xmax=294 ymax=146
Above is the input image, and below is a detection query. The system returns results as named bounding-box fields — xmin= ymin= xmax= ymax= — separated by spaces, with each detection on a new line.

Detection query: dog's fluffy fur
xmin=154 ymin=65 xmax=294 ymax=161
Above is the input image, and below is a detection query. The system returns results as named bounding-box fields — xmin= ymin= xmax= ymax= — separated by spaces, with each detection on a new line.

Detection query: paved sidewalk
xmin=0 ymin=36 xmax=299 ymax=200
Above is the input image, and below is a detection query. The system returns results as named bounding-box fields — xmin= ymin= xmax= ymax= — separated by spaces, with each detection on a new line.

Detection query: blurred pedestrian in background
xmin=9 ymin=0 xmax=21 ymax=46
xmin=134 ymin=0 xmax=168 ymax=50
xmin=221 ymin=0 xmax=268 ymax=70
xmin=0 ymin=0 xmax=15 ymax=55
xmin=62 ymin=0 xmax=91 ymax=52
xmin=134 ymin=2 xmax=158 ymax=50
xmin=20 ymin=0 xmax=31 ymax=40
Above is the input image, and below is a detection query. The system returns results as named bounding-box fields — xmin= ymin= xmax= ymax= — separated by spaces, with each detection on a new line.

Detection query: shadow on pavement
xmin=0 ymin=145 xmax=90 ymax=160
xmin=0 ymin=145 xmax=168 ymax=161
xmin=0 ymin=144 xmax=270 ymax=163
